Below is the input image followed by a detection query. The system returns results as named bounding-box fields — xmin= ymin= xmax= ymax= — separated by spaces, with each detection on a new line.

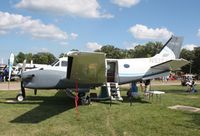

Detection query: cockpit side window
xmin=61 ymin=61 xmax=68 ymax=67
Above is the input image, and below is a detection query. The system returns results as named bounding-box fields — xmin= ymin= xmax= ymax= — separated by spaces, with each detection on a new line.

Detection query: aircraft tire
xmin=16 ymin=94 xmax=24 ymax=102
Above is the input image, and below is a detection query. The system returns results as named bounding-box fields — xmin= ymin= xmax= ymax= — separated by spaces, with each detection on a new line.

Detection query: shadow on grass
xmin=9 ymin=91 xmax=75 ymax=124
xmin=158 ymin=88 xmax=199 ymax=96
xmin=91 ymin=96 xmax=150 ymax=106
xmin=175 ymin=112 xmax=200 ymax=129
xmin=187 ymin=112 xmax=200 ymax=127
xmin=95 ymin=100 xmax=121 ymax=106
xmin=122 ymin=96 xmax=150 ymax=104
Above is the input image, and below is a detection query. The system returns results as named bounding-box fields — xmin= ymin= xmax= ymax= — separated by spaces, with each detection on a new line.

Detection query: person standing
xmin=3 ymin=65 xmax=8 ymax=82
xmin=144 ymin=79 xmax=151 ymax=92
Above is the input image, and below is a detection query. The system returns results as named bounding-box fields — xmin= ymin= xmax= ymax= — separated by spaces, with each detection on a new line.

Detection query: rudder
xmin=158 ymin=36 xmax=183 ymax=59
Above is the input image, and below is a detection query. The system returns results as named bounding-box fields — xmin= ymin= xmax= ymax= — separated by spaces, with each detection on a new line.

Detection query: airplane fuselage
xmin=22 ymin=55 xmax=170 ymax=90
xmin=22 ymin=36 xmax=188 ymax=90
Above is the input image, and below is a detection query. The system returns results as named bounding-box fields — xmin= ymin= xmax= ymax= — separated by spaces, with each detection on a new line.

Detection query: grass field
xmin=0 ymin=84 xmax=200 ymax=136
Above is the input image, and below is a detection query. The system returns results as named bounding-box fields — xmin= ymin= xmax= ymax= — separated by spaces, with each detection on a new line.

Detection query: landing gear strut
xmin=16 ymin=81 xmax=26 ymax=102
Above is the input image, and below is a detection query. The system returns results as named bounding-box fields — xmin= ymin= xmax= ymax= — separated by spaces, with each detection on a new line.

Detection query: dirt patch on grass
xmin=169 ymin=105 xmax=200 ymax=112
xmin=5 ymin=99 xmax=17 ymax=103
xmin=0 ymin=82 xmax=20 ymax=90
xmin=187 ymin=96 xmax=199 ymax=99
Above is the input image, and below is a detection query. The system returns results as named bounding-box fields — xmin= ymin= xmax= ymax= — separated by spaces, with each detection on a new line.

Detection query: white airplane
xmin=13 ymin=61 xmax=50 ymax=76
xmin=16 ymin=36 xmax=189 ymax=102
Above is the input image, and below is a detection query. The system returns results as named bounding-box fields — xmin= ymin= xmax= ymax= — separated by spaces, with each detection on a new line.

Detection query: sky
xmin=0 ymin=0 xmax=200 ymax=64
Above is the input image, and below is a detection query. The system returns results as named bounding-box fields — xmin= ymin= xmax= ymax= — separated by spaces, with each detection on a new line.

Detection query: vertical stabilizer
xmin=158 ymin=36 xmax=183 ymax=59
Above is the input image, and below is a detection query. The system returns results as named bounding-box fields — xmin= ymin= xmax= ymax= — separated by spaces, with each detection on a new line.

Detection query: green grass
xmin=0 ymin=84 xmax=200 ymax=136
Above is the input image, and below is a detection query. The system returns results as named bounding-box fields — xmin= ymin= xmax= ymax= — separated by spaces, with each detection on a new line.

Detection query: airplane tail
xmin=155 ymin=36 xmax=183 ymax=59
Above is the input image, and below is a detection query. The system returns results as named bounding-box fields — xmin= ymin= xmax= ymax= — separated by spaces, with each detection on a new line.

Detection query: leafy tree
xmin=133 ymin=45 xmax=146 ymax=58
xmin=96 ymin=42 xmax=163 ymax=59
xmin=15 ymin=52 xmax=26 ymax=63
xmin=26 ymin=53 xmax=33 ymax=63
xmin=127 ymin=49 xmax=135 ymax=58
xmin=32 ymin=52 xmax=56 ymax=64
xmin=192 ymin=47 xmax=200 ymax=74
xmin=59 ymin=53 xmax=65 ymax=58
xmin=15 ymin=52 xmax=33 ymax=63
xmin=145 ymin=42 xmax=163 ymax=57
xmin=96 ymin=45 xmax=128 ymax=59
xmin=99 ymin=45 xmax=116 ymax=58
xmin=180 ymin=49 xmax=195 ymax=74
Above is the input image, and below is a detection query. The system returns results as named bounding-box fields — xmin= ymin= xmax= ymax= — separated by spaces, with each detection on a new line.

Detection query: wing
xmin=142 ymin=59 xmax=189 ymax=80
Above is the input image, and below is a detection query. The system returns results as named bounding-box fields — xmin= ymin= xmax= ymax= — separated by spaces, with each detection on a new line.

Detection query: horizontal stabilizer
xmin=143 ymin=71 xmax=169 ymax=81
xmin=143 ymin=59 xmax=189 ymax=80
xmin=151 ymin=59 xmax=189 ymax=71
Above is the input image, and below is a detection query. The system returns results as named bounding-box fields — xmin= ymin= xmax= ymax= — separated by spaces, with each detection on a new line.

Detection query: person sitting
xmin=143 ymin=79 xmax=151 ymax=100
xmin=186 ymin=79 xmax=197 ymax=93
xmin=191 ymin=79 xmax=197 ymax=93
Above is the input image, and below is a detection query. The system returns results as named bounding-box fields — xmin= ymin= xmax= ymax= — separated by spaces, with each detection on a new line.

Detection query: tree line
xmin=15 ymin=52 xmax=56 ymax=65
xmin=14 ymin=41 xmax=200 ymax=75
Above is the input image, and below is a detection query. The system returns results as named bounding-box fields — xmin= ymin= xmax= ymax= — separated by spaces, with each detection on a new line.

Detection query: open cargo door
xmin=67 ymin=52 xmax=106 ymax=87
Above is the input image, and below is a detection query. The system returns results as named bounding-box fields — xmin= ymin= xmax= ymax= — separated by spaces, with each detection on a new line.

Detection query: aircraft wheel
xmin=16 ymin=94 xmax=24 ymax=102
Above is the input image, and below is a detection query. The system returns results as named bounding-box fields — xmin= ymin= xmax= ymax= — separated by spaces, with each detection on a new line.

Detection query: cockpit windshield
xmin=51 ymin=59 xmax=59 ymax=66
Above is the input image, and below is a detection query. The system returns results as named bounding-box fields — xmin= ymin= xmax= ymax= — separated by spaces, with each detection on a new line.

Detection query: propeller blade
xmin=22 ymin=59 xmax=26 ymax=72
xmin=8 ymin=53 xmax=14 ymax=81
xmin=8 ymin=53 xmax=14 ymax=89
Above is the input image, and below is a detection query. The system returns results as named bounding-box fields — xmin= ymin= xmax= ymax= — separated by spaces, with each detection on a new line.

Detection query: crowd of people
xmin=127 ymin=77 xmax=197 ymax=98
xmin=0 ymin=65 xmax=9 ymax=82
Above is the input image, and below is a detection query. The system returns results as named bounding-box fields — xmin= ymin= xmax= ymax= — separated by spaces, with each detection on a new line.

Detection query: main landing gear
xmin=78 ymin=92 xmax=91 ymax=105
xmin=65 ymin=90 xmax=90 ymax=105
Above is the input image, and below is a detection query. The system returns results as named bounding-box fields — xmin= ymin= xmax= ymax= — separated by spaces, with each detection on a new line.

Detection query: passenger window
xmin=61 ymin=61 xmax=68 ymax=67
xmin=124 ymin=64 xmax=130 ymax=68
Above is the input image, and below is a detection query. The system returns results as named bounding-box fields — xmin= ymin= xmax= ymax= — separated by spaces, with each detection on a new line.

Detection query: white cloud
xmin=129 ymin=24 xmax=173 ymax=40
xmin=86 ymin=42 xmax=102 ymax=51
xmin=0 ymin=30 xmax=7 ymax=35
xmin=0 ymin=11 xmax=67 ymax=40
xmin=15 ymin=0 xmax=113 ymax=19
xmin=111 ymin=0 xmax=140 ymax=7
xmin=183 ymin=44 xmax=198 ymax=51
xmin=70 ymin=33 xmax=78 ymax=40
